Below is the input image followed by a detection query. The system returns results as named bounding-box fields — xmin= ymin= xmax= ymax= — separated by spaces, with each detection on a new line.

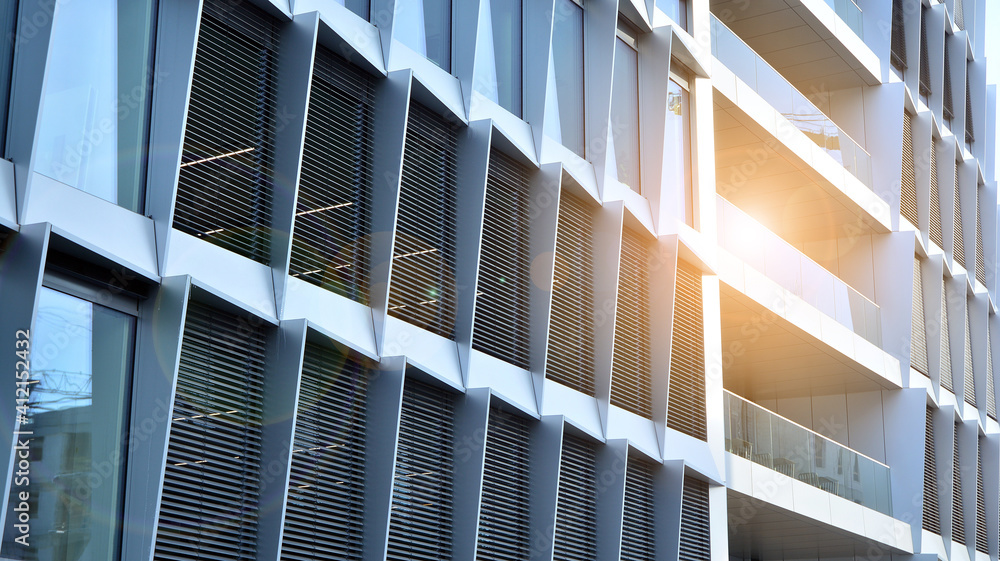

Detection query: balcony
xmin=711 ymin=15 xmax=872 ymax=190
xmin=724 ymin=390 xmax=892 ymax=516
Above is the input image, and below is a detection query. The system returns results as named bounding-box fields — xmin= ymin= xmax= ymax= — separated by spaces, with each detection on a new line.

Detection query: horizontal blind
xmin=554 ymin=435 xmax=598 ymax=561
xmin=956 ymin=0 xmax=965 ymax=29
xmin=280 ymin=344 xmax=369 ymax=561
xmin=289 ymin=46 xmax=375 ymax=304
xmin=174 ymin=0 xmax=280 ymax=264
xmin=477 ymin=407 xmax=531 ymax=561
xmin=955 ymin=166 xmax=965 ymax=268
xmin=153 ymin=302 xmax=267 ymax=561
xmin=924 ymin=406 xmax=940 ymax=533
xmin=920 ymin=8 xmax=931 ymax=97
xmin=679 ymin=478 xmax=711 ymax=561
xmin=668 ymin=264 xmax=706 ymax=440
xmin=965 ymin=306 xmax=975 ymax=406
xmin=388 ymin=103 xmax=459 ymax=339
xmin=976 ymin=438 xmax=987 ymax=552
xmin=944 ymin=54 xmax=954 ymax=122
xmin=621 ymin=458 xmax=655 ymax=561
xmin=611 ymin=229 xmax=653 ymax=417
xmin=891 ymin=0 xmax=907 ymax=71
xmin=989 ymin=329 xmax=996 ymax=419
xmin=966 ymin=73 xmax=975 ymax=143
xmin=912 ymin=257 xmax=929 ymax=375
xmin=386 ymin=379 xmax=455 ymax=561
xmin=546 ymin=191 xmax=596 ymax=395
xmin=942 ymin=279 xmax=954 ymax=391
xmin=901 ymin=114 xmax=918 ymax=226
xmin=976 ymin=189 xmax=985 ymax=285
xmin=931 ymin=141 xmax=943 ymax=247
xmin=472 ymin=149 xmax=531 ymax=369
xmin=954 ymin=426 xmax=966 ymax=544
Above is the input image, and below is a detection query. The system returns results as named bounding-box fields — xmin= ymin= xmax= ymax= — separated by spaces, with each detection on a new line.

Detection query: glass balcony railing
xmin=825 ymin=0 xmax=864 ymax=37
xmin=725 ymin=391 xmax=893 ymax=516
xmin=717 ymin=197 xmax=882 ymax=347
xmin=710 ymin=16 xmax=873 ymax=190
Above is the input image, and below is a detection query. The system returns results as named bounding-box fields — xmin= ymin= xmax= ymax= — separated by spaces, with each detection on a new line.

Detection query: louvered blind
xmin=931 ymin=141 xmax=943 ymax=247
xmin=912 ymin=257 xmax=929 ymax=375
xmin=920 ymin=8 xmax=931 ymax=97
xmin=546 ymin=191 xmax=596 ymax=395
xmin=942 ymin=279 xmax=954 ymax=391
xmin=477 ymin=408 xmax=531 ymax=561
xmin=891 ymin=0 xmax=907 ymax=71
xmin=924 ymin=407 xmax=941 ymax=533
xmin=902 ymin=114 xmax=918 ymax=226
xmin=944 ymin=53 xmax=955 ymax=123
xmin=174 ymin=1 xmax=280 ymax=264
xmin=977 ymin=438 xmax=988 ymax=552
xmin=611 ymin=229 xmax=653 ymax=417
xmin=289 ymin=46 xmax=375 ymax=303
xmin=473 ymin=149 xmax=531 ymax=369
xmin=621 ymin=458 xmax=655 ymax=561
xmin=965 ymin=307 xmax=976 ymax=406
xmin=553 ymin=435 xmax=598 ymax=561
xmin=954 ymin=426 xmax=966 ymax=544
xmin=386 ymin=379 xmax=455 ymax=560
xmin=153 ymin=302 xmax=267 ymax=561
xmin=955 ymin=166 xmax=965 ymax=268
xmin=956 ymin=0 xmax=965 ymax=30
xmin=668 ymin=264 xmax=706 ymax=440
xmin=976 ymin=188 xmax=985 ymax=285
xmin=966 ymin=73 xmax=975 ymax=144
xmin=280 ymin=345 xmax=368 ymax=561
xmin=679 ymin=478 xmax=711 ymax=561
xmin=388 ymin=103 xmax=459 ymax=338
xmin=989 ymin=329 xmax=996 ymax=419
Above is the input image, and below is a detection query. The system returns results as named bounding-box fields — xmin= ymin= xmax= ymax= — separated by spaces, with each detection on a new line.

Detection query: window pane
xmin=611 ymin=37 xmax=640 ymax=191
xmin=32 ymin=0 xmax=156 ymax=213
xmin=491 ymin=0 xmax=521 ymax=116
xmin=0 ymin=0 xmax=16 ymax=157
xmin=338 ymin=0 xmax=370 ymax=20
xmin=2 ymin=287 xmax=135 ymax=560
xmin=656 ymin=0 xmax=687 ymax=30
xmin=396 ymin=0 xmax=452 ymax=72
xmin=551 ymin=0 xmax=585 ymax=156
xmin=665 ymin=78 xmax=692 ymax=225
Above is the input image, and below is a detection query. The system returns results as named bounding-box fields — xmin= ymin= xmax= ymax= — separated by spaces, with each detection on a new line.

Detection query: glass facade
xmin=611 ymin=27 xmax=640 ymax=192
xmin=396 ymin=0 xmax=452 ymax=71
xmin=32 ymin=0 xmax=156 ymax=213
xmin=665 ymin=77 xmax=691 ymax=225
xmin=1 ymin=287 xmax=136 ymax=560
xmin=549 ymin=0 xmax=585 ymax=156
xmin=488 ymin=0 xmax=521 ymax=116
xmin=656 ymin=0 xmax=687 ymax=30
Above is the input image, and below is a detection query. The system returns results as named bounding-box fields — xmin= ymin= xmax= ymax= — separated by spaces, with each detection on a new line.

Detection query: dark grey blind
xmin=965 ymin=306 xmax=975 ymax=406
xmin=290 ymin=46 xmax=375 ymax=304
xmin=955 ymin=0 xmax=965 ymax=30
xmin=931 ymin=141 xmax=943 ymax=247
xmin=386 ymin=379 xmax=455 ymax=560
xmin=988 ymin=328 xmax=996 ymax=419
xmin=280 ymin=344 xmax=369 ymax=561
xmin=902 ymin=114 xmax=918 ymax=226
xmin=912 ymin=257 xmax=929 ymax=375
xmin=546 ymin=191 xmax=596 ymax=395
xmin=976 ymin=187 xmax=985 ymax=285
xmin=473 ymin=149 xmax=531 ymax=369
xmin=477 ymin=407 xmax=531 ymax=561
xmin=944 ymin=49 xmax=955 ymax=122
xmin=553 ymin=435 xmax=598 ymax=561
xmin=388 ymin=103 xmax=460 ymax=339
xmin=942 ymin=279 xmax=954 ymax=391
xmin=924 ymin=407 xmax=940 ymax=533
xmin=977 ymin=438 xmax=987 ymax=553
xmin=966 ymin=73 xmax=975 ymax=144
xmin=891 ymin=0 xmax=907 ymax=72
xmin=920 ymin=7 xmax=931 ymax=97
xmin=174 ymin=0 xmax=280 ymax=264
xmin=954 ymin=427 xmax=966 ymax=544
xmin=668 ymin=264 xmax=706 ymax=440
xmin=611 ymin=229 xmax=653 ymax=417
xmin=679 ymin=478 xmax=711 ymax=561
xmin=153 ymin=302 xmax=267 ymax=561
xmin=620 ymin=457 xmax=655 ymax=561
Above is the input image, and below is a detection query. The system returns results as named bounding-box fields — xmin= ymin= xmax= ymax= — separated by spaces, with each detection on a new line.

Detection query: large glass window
xmin=610 ymin=21 xmax=640 ymax=192
xmin=0 ymin=0 xmax=17 ymax=157
xmin=396 ymin=0 xmax=452 ymax=71
xmin=656 ymin=0 xmax=687 ymax=31
xmin=2 ymin=286 xmax=136 ymax=560
xmin=32 ymin=0 xmax=156 ymax=213
xmin=548 ymin=0 xmax=585 ymax=157
xmin=488 ymin=0 xmax=521 ymax=116
xmin=665 ymin=74 xmax=692 ymax=225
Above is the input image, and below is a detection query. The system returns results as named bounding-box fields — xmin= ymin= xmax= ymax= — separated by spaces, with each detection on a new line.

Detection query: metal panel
xmin=173 ymin=0 xmax=282 ymax=264
xmin=452 ymin=388 xmax=491 ymax=561
xmin=611 ymin=229 xmax=653 ymax=418
xmin=362 ymin=356 xmax=406 ymax=561
xmin=667 ymin=264 xmax=706 ymax=441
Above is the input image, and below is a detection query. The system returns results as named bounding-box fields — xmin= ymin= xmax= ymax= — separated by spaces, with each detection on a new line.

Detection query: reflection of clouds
xmin=30 ymin=289 xmax=94 ymax=412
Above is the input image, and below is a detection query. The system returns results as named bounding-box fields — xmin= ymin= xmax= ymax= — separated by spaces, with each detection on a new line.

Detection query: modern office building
xmin=0 ymin=0 xmax=995 ymax=560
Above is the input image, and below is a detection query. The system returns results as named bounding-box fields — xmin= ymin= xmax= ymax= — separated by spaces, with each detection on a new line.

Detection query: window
xmin=549 ymin=0 xmax=585 ymax=156
xmin=923 ymin=407 xmax=940 ymax=533
xmin=656 ymin=0 xmax=687 ymax=31
xmin=1 ymin=285 xmax=136 ymax=560
xmin=891 ymin=0 xmax=907 ymax=73
xmin=611 ymin=20 xmax=640 ymax=192
xmin=0 ymin=0 xmax=17 ymax=156
xmin=477 ymin=407 xmax=531 ymax=561
xmin=919 ymin=7 xmax=931 ymax=103
xmin=396 ymin=0 xmax=452 ymax=71
xmin=667 ymin=264 xmax=705 ymax=440
xmin=553 ymin=435 xmax=598 ymax=561
xmin=338 ymin=0 xmax=370 ymax=20
xmin=488 ymin=0 xmax=522 ymax=116
xmin=32 ymin=0 xmax=157 ymax=212
xmin=679 ymin=478 xmax=710 ymax=561
xmin=666 ymin=73 xmax=693 ymax=226
xmin=611 ymin=229 xmax=652 ymax=417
